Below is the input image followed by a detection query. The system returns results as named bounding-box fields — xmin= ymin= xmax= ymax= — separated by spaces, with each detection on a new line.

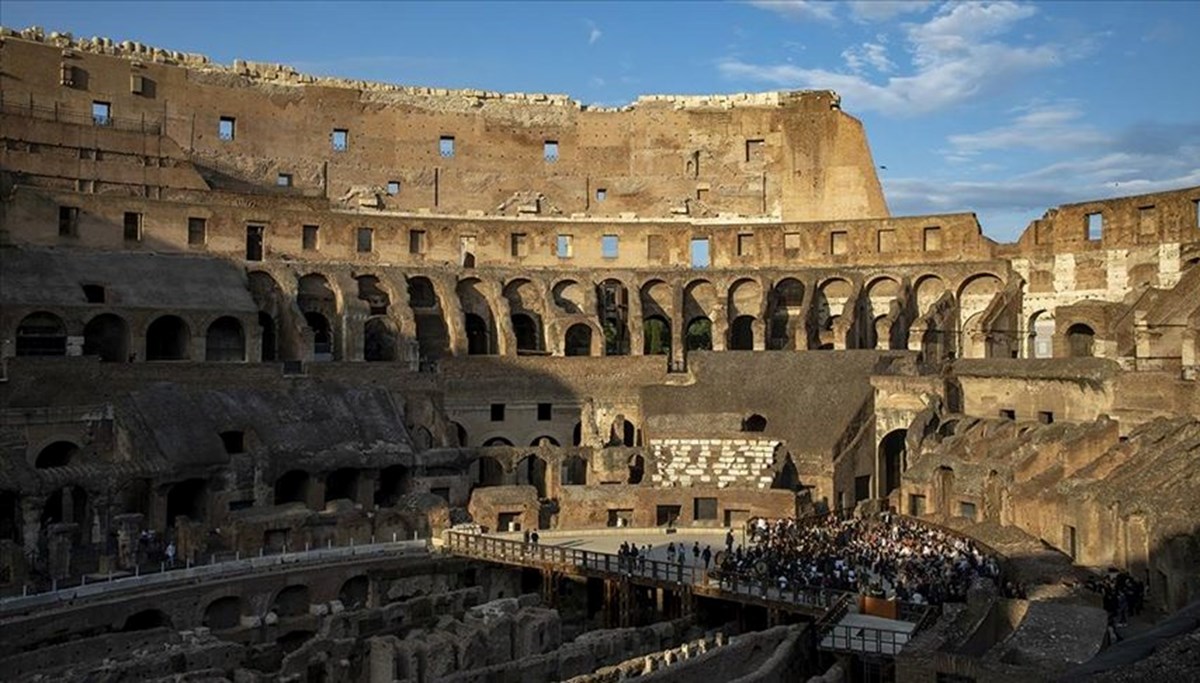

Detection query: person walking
xmin=165 ymin=541 xmax=177 ymax=568
xmin=692 ymin=541 xmax=701 ymax=563
xmin=702 ymin=545 xmax=712 ymax=569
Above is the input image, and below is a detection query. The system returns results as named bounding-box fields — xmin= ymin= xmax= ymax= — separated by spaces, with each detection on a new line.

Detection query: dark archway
xmin=772 ymin=457 xmax=799 ymax=491
xmin=730 ymin=315 xmax=755 ymax=350
xmin=465 ymin=313 xmax=492 ymax=355
xmin=623 ymin=420 xmax=636 ymax=447
xmin=203 ymin=596 xmax=243 ymax=630
xmin=122 ymin=609 xmax=172 ymax=632
xmin=530 ymin=435 xmax=560 ymax=447
xmin=572 ymin=421 xmax=582 ymax=447
xmin=742 ymin=414 xmax=767 ymax=432
xmin=562 ymin=456 xmax=588 ymax=485
xmin=304 ymin=312 xmax=333 ymax=360
xmin=146 ymin=315 xmax=190 ymax=360
xmin=376 ymin=465 xmax=411 ymax=507
xmin=512 ymin=313 xmax=542 ymax=353
xmin=43 ymin=485 xmax=88 ymax=526
xmin=483 ymin=437 xmax=513 ymax=447
xmin=15 ymin=312 xmax=67 ymax=356
xmin=564 ymin=324 xmax=592 ymax=357
xmin=35 ymin=441 xmax=78 ymax=469
xmin=166 ymin=478 xmax=207 ymax=526
xmin=1067 ymin=323 xmax=1095 ymax=358
xmin=598 ymin=280 xmax=630 ymax=356
xmin=686 ymin=317 xmax=713 ymax=351
xmin=272 ymin=585 xmax=311 ymax=618
xmin=519 ymin=455 xmax=548 ymax=498
xmin=364 ymin=317 xmax=398 ymax=361
xmin=83 ymin=313 xmax=129 ymax=362
xmin=205 ymin=316 xmax=245 ymax=361
xmin=339 ymin=575 xmax=370 ymax=610
xmin=477 ymin=456 xmax=504 ymax=487
xmin=628 ymin=454 xmax=644 ymax=485
xmin=643 ymin=316 xmax=671 ymax=355
xmin=324 ymin=468 xmax=359 ymax=504
xmin=258 ymin=312 xmax=277 ymax=362
xmin=880 ymin=429 xmax=907 ymax=497
xmin=415 ymin=314 xmax=449 ymax=364
xmin=275 ymin=470 xmax=311 ymax=506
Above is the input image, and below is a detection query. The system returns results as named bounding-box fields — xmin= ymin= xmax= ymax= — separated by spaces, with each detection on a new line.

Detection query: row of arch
xmin=12 ymin=311 xmax=248 ymax=362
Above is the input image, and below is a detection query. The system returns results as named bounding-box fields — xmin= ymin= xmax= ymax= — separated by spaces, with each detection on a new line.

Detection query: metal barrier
xmin=819 ymin=622 xmax=914 ymax=655
xmin=0 ymin=100 xmax=163 ymax=135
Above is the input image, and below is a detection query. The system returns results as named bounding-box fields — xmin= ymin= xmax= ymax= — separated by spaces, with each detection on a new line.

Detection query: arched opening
xmin=304 ymin=312 xmax=333 ymax=361
xmin=118 ymin=478 xmax=151 ymax=518
xmin=166 ymin=478 xmax=207 ymax=526
xmin=483 ymin=437 xmax=513 ymax=447
xmin=768 ymin=278 xmax=805 ymax=350
xmin=43 ymin=485 xmax=88 ymax=526
xmin=553 ymin=280 xmax=586 ymax=314
xmin=363 ymin=317 xmax=398 ymax=361
xmin=628 ymin=454 xmax=644 ymax=485
xmin=686 ymin=317 xmax=713 ymax=351
xmin=880 ymin=430 xmax=907 ymax=497
xmin=324 ymin=468 xmax=359 ymax=505
xmin=572 ymin=421 xmax=583 ymax=446
xmin=598 ymin=280 xmax=630 ymax=356
xmin=205 ymin=316 xmax=245 ymax=361
xmin=623 ymin=420 xmax=636 ymax=447
xmin=742 ymin=414 xmax=767 ymax=432
xmin=643 ymin=316 xmax=671 ymax=355
xmin=772 ymin=457 xmax=799 ymax=491
xmin=411 ymin=425 xmax=433 ymax=451
xmin=203 ymin=596 xmax=243 ymax=630
xmin=258 ymin=312 xmax=277 ymax=362
xmin=0 ymin=490 xmax=20 ymax=543
xmin=275 ymin=470 xmax=311 ymax=506
xmin=415 ymin=314 xmax=449 ymax=364
xmin=83 ymin=314 xmax=129 ymax=362
xmin=122 ymin=609 xmax=172 ymax=632
xmin=1067 ymin=323 xmax=1095 ymax=357
xmin=729 ymin=316 xmax=755 ymax=350
xmin=562 ymin=455 xmax=588 ymax=485
xmin=476 ymin=456 xmax=504 ymax=487
xmin=465 ymin=313 xmax=492 ymax=355
xmin=145 ymin=315 xmax=190 ymax=361
xmin=376 ymin=465 xmax=411 ymax=507
xmin=338 ymin=575 xmax=370 ymax=610
xmin=15 ymin=312 xmax=67 ymax=356
xmin=1029 ymin=311 xmax=1054 ymax=359
xmin=518 ymin=455 xmax=548 ymax=498
xmin=356 ymin=275 xmax=391 ymax=315
xmin=35 ymin=440 xmax=78 ymax=469
xmin=530 ymin=435 xmax=560 ymax=447
xmin=272 ymin=585 xmax=311 ymax=618
xmin=408 ymin=277 xmax=438 ymax=309
xmin=564 ymin=324 xmax=593 ymax=356
xmin=454 ymin=422 xmax=468 ymax=447
xmin=511 ymin=313 xmax=542 ymax=354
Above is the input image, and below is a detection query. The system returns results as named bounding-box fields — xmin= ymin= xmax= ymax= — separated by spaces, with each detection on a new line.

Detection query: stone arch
xmin=476 ymin=456 xmax=504 ymax=487
xmin=248 ymin=271 xmax=296 ymax=362
xmin=1067 ymin=323 xmax=1095 ymax=357
xmin=597 ymin=279 xmax=630 ymax=356
xmin=271 ymin=585 xmax=311 ymax=618
xmin=275 ymin=470 xmax=311 ymax=506
xmin=483 ymin=437 xmax=514 ymax=447
xmin=35 ymin=440 xmax=79 ymax=469
xmin=564 ymin=323 xmax=593 ymax=356
xmin=356 ymin=275 xmax=391 ymax=315
xmin=815 ymin=278 xmax=853 ymax=330
xmin=504 ymin=279 xmax=546 ymax=354
xmin=865 ymin=276 xmax=904 ymax=349
xmin=363 ymin=316 xmax=399 ymax=361
xmin=43 ymin=485 xmax=88 ymax=526
xmin=879 ymin=429 xmax=907 ymax=497
xmin=339 ymin=575 xmax=370 ymax=610
xmin=324 ymin=468 xmax=359 ymax=504
xmin=203 ymin=596 xmax=243 ymax=630
xmin=643 ymin=315 xmax=671 ymax=355
xmin=683 ymin=279 xmax=718 ymax=324
xmin=146 ymin=315 xmax=190 ymax=361
xmin=686 ymin=316 xmax=713 ymax=351
xmin=376 ymin=465 xmax=411 ymax=506
xmin=1028 ymin=309 xmax=1054 ymax=358
xmin=304 ymin=312 xmax=334 ymax=360
xmin=122 ymin=609 xmax=172 ymax=632
xmin=457 ymin=278 xmax=497 ymax=355
xmin=530 ymin=435 xmax=559 ymax=447
xmin=958 ymin=273 xmax=1004 ymax=348
xmin=728 ymin=277 xmax=763 ymax=320
xmin=15 ymin=311 xmax=67 ymax=356
xmin=411 ymin=425 xmax=433 ymax=450
xmin=298 ymin=273 xmax=340 ymax=360
xmin=628 ymin=454 xmax=645 ymax=484
xmin=166 ymin=478 xmax=207 ymax=526
xmin=772 ymin=456 xmax=799 ymax=491
xmin=768 ymin=278 xmax=806 ymax=350
xmin=205 ymin=316 xmax=245 ymax=362
xmin=742 ymin=414 xmax=767 ymax=432
xmin=552 ymin=280 xmax=586 ymax=315
xmin=516 ymin=454 xmax=548 ymax=498
xmin=729 ymin=315 xmax=755 ymax=350
xmin=453 ymin=422 xmax=469 ymax=447
xmin=913 ymin=275 xmax=947 ymax=317
xmin=83 ymin=313 xmax=129 ymax=362
xmin=561 ymin=455 xmax=588 ymax=485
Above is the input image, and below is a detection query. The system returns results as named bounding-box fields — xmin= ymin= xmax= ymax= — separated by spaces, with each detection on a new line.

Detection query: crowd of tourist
xmin=716 ymin=512 xmax=1001 ymax=605
xmin=1086 ymin=570 xmax=1145 ymax=628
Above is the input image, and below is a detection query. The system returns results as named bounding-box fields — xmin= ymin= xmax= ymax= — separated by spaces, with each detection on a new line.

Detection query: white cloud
xmin=947 ymin=102 xmax=1109 ymax=154
xmin=587 ymin=20 xmax=602 ymax=45
xmin=725 ymin=1 xmax=1070 ymax=116
xmin=748 ymin=0 xmax=838 ymax=23
xmin=842 ymin=42 xmax=894 ymax=73
xmin=846 ymin=1 xmax=934 ymax=22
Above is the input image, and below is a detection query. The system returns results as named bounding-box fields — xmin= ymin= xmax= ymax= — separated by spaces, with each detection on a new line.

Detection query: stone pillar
xmin=47 ymin=523 xmax=77 ymax=579
xmin=21 ymin=497 xmax=43 ymax=567
xmin=113 ymin=513 xmax=145 ymax=570
xmin=670 ymin=286 xmax=685 ymax=369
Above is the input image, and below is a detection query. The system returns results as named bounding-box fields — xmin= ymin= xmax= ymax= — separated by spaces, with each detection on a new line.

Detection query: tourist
xmin=702 ymin=545 xmax=712 ymax=570
xmin=530 ymin=530 xmax=539 ymax=545
xmin=692 ymin=541 xmax=700 ymax=563
xmin=165 ymin=541 xmax=177 ymax=568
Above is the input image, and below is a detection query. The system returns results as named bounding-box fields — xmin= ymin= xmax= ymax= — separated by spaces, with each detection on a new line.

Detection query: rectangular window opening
xmin=924 ymin=226 xmax=942 ymax=251
xmin=556 ymin=234 xmax=573 ymax=258
xmin=511 ymin=233 xmax=528 ymax=258
xmin=439 ymin=136 xmax=456 ymax=158
xmin=218 ymin=116 xmax=235 ymax=141
xmin=693 ymin=497 xmax=718 ymax=521
xmin=595 ymin=188 xmax=607 ymax=202
xmin=490 ymin=404 xmax=505 ymax=422
xmin=601 ymin=234 xmax=619 ymax=259
xmin=82 ymin=284 xmax=105 ymax=304
xmin=1086 ymin=212 xmax=1103 ymax=241
xmin=123 ymin=211 xmax=142 ymax=242
xmin=332 ymin=128 xmax=349 ymax=151
xmin=745 ymin=138 xmax=765 ymax=163
xmin=276 ymin=173 xmax=292 ymax=187
xmin=302 ymin=224 xmax=320 ymax=251
xmin=187 ymin=217 xmax=207 ymax=246
xmin=877 ymin=228 xmax=896 ymax=253
xmin=1038 ymin=411 xmax=1054 ymax=425
xmin=92 ymin=101 xmax=111 ymax=126
xmin=129 ymin=74 xmax=145 ymax=95
xmin=737 ymin=233 xmax=755 ymax=257
xmin=246 ymin=225 xmax=264 ymax=262
xmin=58 ymin=206 xmax=80 ymax=237
xmin=357 ymin=227 xmax=374 ymax=253
xmin=409 ymin=229 xmax=427 ymax=255
xmin=655 ymin=505 xmax=682 ymax=527
xmin=909 ymin=494 xmax=927 ymax=517
xmin=959 ymin=501 xmax=977 ymax=521
xmin=387 ymin=180 xmax=400 ymax=196
xmin=537 ymin=403 xmax=552 ymax=421
xmin=690 ymin=237 xmax=710 ymax=268
xmin=543 ymin=140 xmax=559 ymax=162
xmin=607 ymin=509 xmax=634 ymax=527
xmin=784 ymin=232 xmax=801 ymax=258
xmin=830 ymin=231 xmax=848 ymax=256
xmin=999 ymin=409 xmax=1016 ymax=420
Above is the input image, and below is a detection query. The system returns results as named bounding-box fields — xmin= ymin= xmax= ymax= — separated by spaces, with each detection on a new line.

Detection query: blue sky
xmin=4 ymin=1 xmax=1199 ymax=240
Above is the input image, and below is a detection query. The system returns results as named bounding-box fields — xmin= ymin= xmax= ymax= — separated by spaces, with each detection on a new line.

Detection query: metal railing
xmin=0 ymin=538 xmax=428 ymax=615
xmin=819 ymin=622 xmax=914 ymax=655
xmin=0 ymin=99 xmax=163 ymax=135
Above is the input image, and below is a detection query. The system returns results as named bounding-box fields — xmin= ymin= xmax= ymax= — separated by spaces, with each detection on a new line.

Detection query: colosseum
xmin=0 ymin=24 xmax=1198 ymax=683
